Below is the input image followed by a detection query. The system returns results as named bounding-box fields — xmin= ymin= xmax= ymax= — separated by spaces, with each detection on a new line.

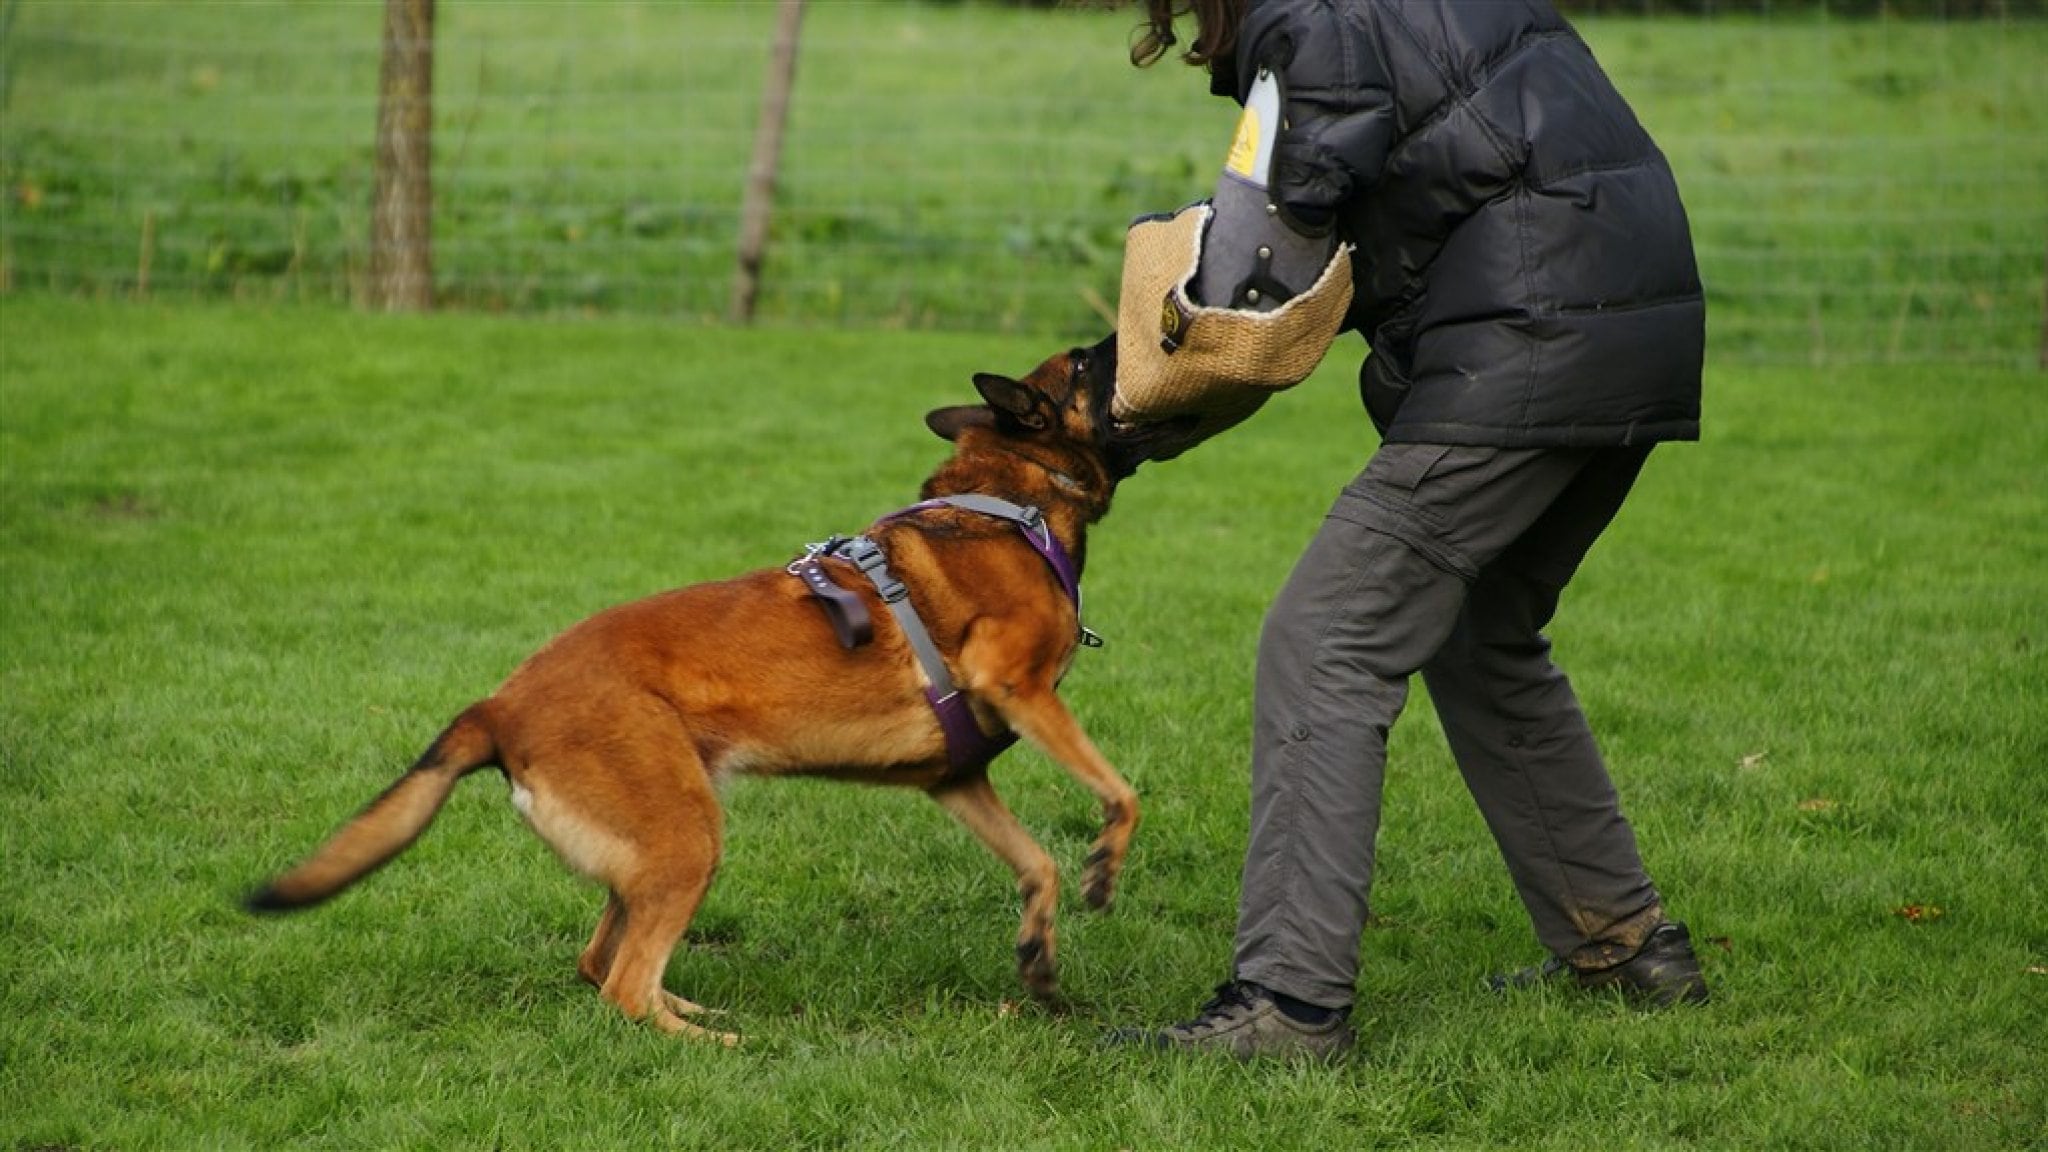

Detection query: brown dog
xmin=247 ymin=336 xmax=1140 ymax=1043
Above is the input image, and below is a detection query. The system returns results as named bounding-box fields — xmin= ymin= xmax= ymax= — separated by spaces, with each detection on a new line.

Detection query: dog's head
xmin=926 ymin=332 xmax=1144 ymax=500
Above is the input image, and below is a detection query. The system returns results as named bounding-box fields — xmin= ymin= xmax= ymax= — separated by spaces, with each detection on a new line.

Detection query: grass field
xmin=4 ymin=5 xmax=2044 ymax=361
xmin=2 ymin=296 xmax=2043 ymax=1148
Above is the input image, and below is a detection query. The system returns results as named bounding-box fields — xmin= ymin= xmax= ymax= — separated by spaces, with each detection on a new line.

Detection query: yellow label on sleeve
xmin=1225 ymin=109 xmax=1260 ymax=178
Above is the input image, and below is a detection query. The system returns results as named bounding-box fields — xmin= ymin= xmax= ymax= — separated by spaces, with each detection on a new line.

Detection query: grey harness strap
xmin=836 ymin=534 xmax=960 ymax=708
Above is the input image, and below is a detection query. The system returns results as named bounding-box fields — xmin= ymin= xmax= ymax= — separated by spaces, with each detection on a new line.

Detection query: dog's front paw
xmin=1016 ymin=934 xmax=1060 ymax=1003
xmin=1081 ymin=846 xmax=1120 ymax=911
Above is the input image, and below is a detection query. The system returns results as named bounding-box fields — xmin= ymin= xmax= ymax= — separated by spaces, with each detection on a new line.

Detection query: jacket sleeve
xmin=1234 ymin=0 xmax=1397 ymax=231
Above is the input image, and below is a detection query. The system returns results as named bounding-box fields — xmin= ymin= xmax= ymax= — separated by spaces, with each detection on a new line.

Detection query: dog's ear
xmin=925 ymin=405 xmax=996 ymax=441
xmin=972 ymin=372 xmax=1050 ymax=431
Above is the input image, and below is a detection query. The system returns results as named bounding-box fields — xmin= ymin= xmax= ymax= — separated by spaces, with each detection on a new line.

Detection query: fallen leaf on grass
xmin=1707 ymin=935 xmax=1734 ymax=954
xmin=1893 ymin=903 xmax=1945 ymax=923
xmin=1737 ymin=750 xmax=1769 ymax=771
xmin=2025 ymin=966 xmax=2048 ymax=977
xmin=1797 ymin=797 xmax=1838 ymax=812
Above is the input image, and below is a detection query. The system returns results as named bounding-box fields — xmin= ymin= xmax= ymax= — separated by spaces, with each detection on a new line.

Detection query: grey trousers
xmin=1234 ymin=444 xmax=1668 ymax=1009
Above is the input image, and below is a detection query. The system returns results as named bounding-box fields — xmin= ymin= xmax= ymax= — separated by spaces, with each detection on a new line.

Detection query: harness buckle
xmin=788 ymin=535 xmax=849 ymax=571
xmin=841 ymin=537 xmax=909 ymax=603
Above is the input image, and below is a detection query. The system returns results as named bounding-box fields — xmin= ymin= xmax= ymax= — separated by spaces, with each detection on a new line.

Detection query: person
xmin=1100 ymin=0 xmax=1712 ymax=1060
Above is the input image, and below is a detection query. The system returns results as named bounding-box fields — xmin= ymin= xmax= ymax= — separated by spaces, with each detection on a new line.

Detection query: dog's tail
xmin=245 ymin=705 xmax=499 ymax=914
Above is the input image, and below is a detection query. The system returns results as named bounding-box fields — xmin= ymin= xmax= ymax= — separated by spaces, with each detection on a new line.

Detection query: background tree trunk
xmin=371 ymin=0 xmax=434 ymax=312
xmin=730 ymin=0 xmax=805 ymax=324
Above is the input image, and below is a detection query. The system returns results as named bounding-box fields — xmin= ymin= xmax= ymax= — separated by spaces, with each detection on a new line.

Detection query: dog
xmin=247 ymin=335 xmax=1141 ymax=1044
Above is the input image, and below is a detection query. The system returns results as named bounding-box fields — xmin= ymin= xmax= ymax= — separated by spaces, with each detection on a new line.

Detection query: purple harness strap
xmin=792 ymin=495 xmax=1094 ymax=773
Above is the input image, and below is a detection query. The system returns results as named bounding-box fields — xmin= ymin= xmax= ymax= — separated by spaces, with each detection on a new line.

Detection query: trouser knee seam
xmin=1251 ymin=563 xmax=1400 ymax=989
xmin=1504 ymin=739 xmax=1596 ymax=946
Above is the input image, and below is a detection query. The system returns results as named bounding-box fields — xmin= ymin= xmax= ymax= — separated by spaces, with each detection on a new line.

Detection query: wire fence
xmin=3 ymin=1 xmax=2043 ymax=366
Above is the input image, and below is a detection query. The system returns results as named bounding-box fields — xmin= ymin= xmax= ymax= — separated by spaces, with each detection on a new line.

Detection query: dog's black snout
xmin=1085 ymin=331 xmax=1118 ymax=382
xmin=1078 ymin=331 xmax=1119 ymax=420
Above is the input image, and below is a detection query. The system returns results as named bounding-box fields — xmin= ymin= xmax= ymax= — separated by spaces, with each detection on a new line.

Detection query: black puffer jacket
xmin=1216 ymin=0 xmax=1704 ymax=446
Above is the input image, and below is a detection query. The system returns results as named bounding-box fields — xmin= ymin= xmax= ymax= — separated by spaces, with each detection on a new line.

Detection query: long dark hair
xmin=1126 ymin=0 xmax=1244 ymax=69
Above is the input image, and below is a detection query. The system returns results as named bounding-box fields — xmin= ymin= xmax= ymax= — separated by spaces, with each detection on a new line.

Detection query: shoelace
xmin=1171 ymin=981 xmax=1263 ymax=1037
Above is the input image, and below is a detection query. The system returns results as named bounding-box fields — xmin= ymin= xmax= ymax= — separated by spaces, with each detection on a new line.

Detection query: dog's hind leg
xmin=589 ymin=806 xmax=736 ymax=1043
xmin=929 ymin=775 xmax=1062 ymax=1002
xmin=595 ymin=766 xmax=735 ymax=1044
xmin=984 ymin=686 xmax=1140 ymax=913
xmin=512 ymin=719 xmax=735 ymax=1043
xmin=578 ymin=893 xmax=723 ymax=1021
xmin=600 ymin=871 xmax=733 ymax=1044
xmin=577 ymin=894 xmax=626 ymax=990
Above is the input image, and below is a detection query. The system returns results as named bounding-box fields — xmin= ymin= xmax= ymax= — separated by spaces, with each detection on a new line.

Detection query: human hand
xmin=1104 ymin=394 xmax=1267 ymax=478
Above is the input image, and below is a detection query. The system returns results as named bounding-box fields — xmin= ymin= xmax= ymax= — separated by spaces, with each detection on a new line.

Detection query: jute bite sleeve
xmin=1112 ymin=202 xmax=1354 ymax=433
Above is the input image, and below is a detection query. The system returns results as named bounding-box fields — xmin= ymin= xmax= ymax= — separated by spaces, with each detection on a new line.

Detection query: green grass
xmin=3 ymin=6 xmax=2044 ymax=361
xmin=3 ymin=296 xmax=2044 ymax=1148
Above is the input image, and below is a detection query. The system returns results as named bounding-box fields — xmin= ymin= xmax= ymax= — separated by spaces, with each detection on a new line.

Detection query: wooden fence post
xmin=730 ymin=0 xmax=806 ymax=325
xmin=371 ymin=0 xmax=435 ymax=312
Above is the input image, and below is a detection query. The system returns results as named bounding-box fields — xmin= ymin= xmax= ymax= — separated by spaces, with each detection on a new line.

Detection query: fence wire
xmin=2 ymin=2 xmax=2043 ymax=366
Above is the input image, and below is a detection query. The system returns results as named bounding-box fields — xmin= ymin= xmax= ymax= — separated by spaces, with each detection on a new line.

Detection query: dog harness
xmin=787 ymin=494 xmax=1099 ymax=773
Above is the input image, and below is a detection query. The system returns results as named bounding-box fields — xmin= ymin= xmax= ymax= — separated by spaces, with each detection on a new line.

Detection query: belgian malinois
xmin=248 ymin=336 xmax=1139 ymax=1044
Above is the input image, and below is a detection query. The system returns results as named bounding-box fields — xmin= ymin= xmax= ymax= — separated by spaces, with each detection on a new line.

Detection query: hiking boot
xmin=1488 ymin=921 xmax=1711 ymax=1007
xmin=1580 ymin=921 xmax=1711 ymax=1006
xmin=1485 ymin=955 xmax=1570 ymax=994
xmin=1103 ymin=981 xmax=1355 ymax=1061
